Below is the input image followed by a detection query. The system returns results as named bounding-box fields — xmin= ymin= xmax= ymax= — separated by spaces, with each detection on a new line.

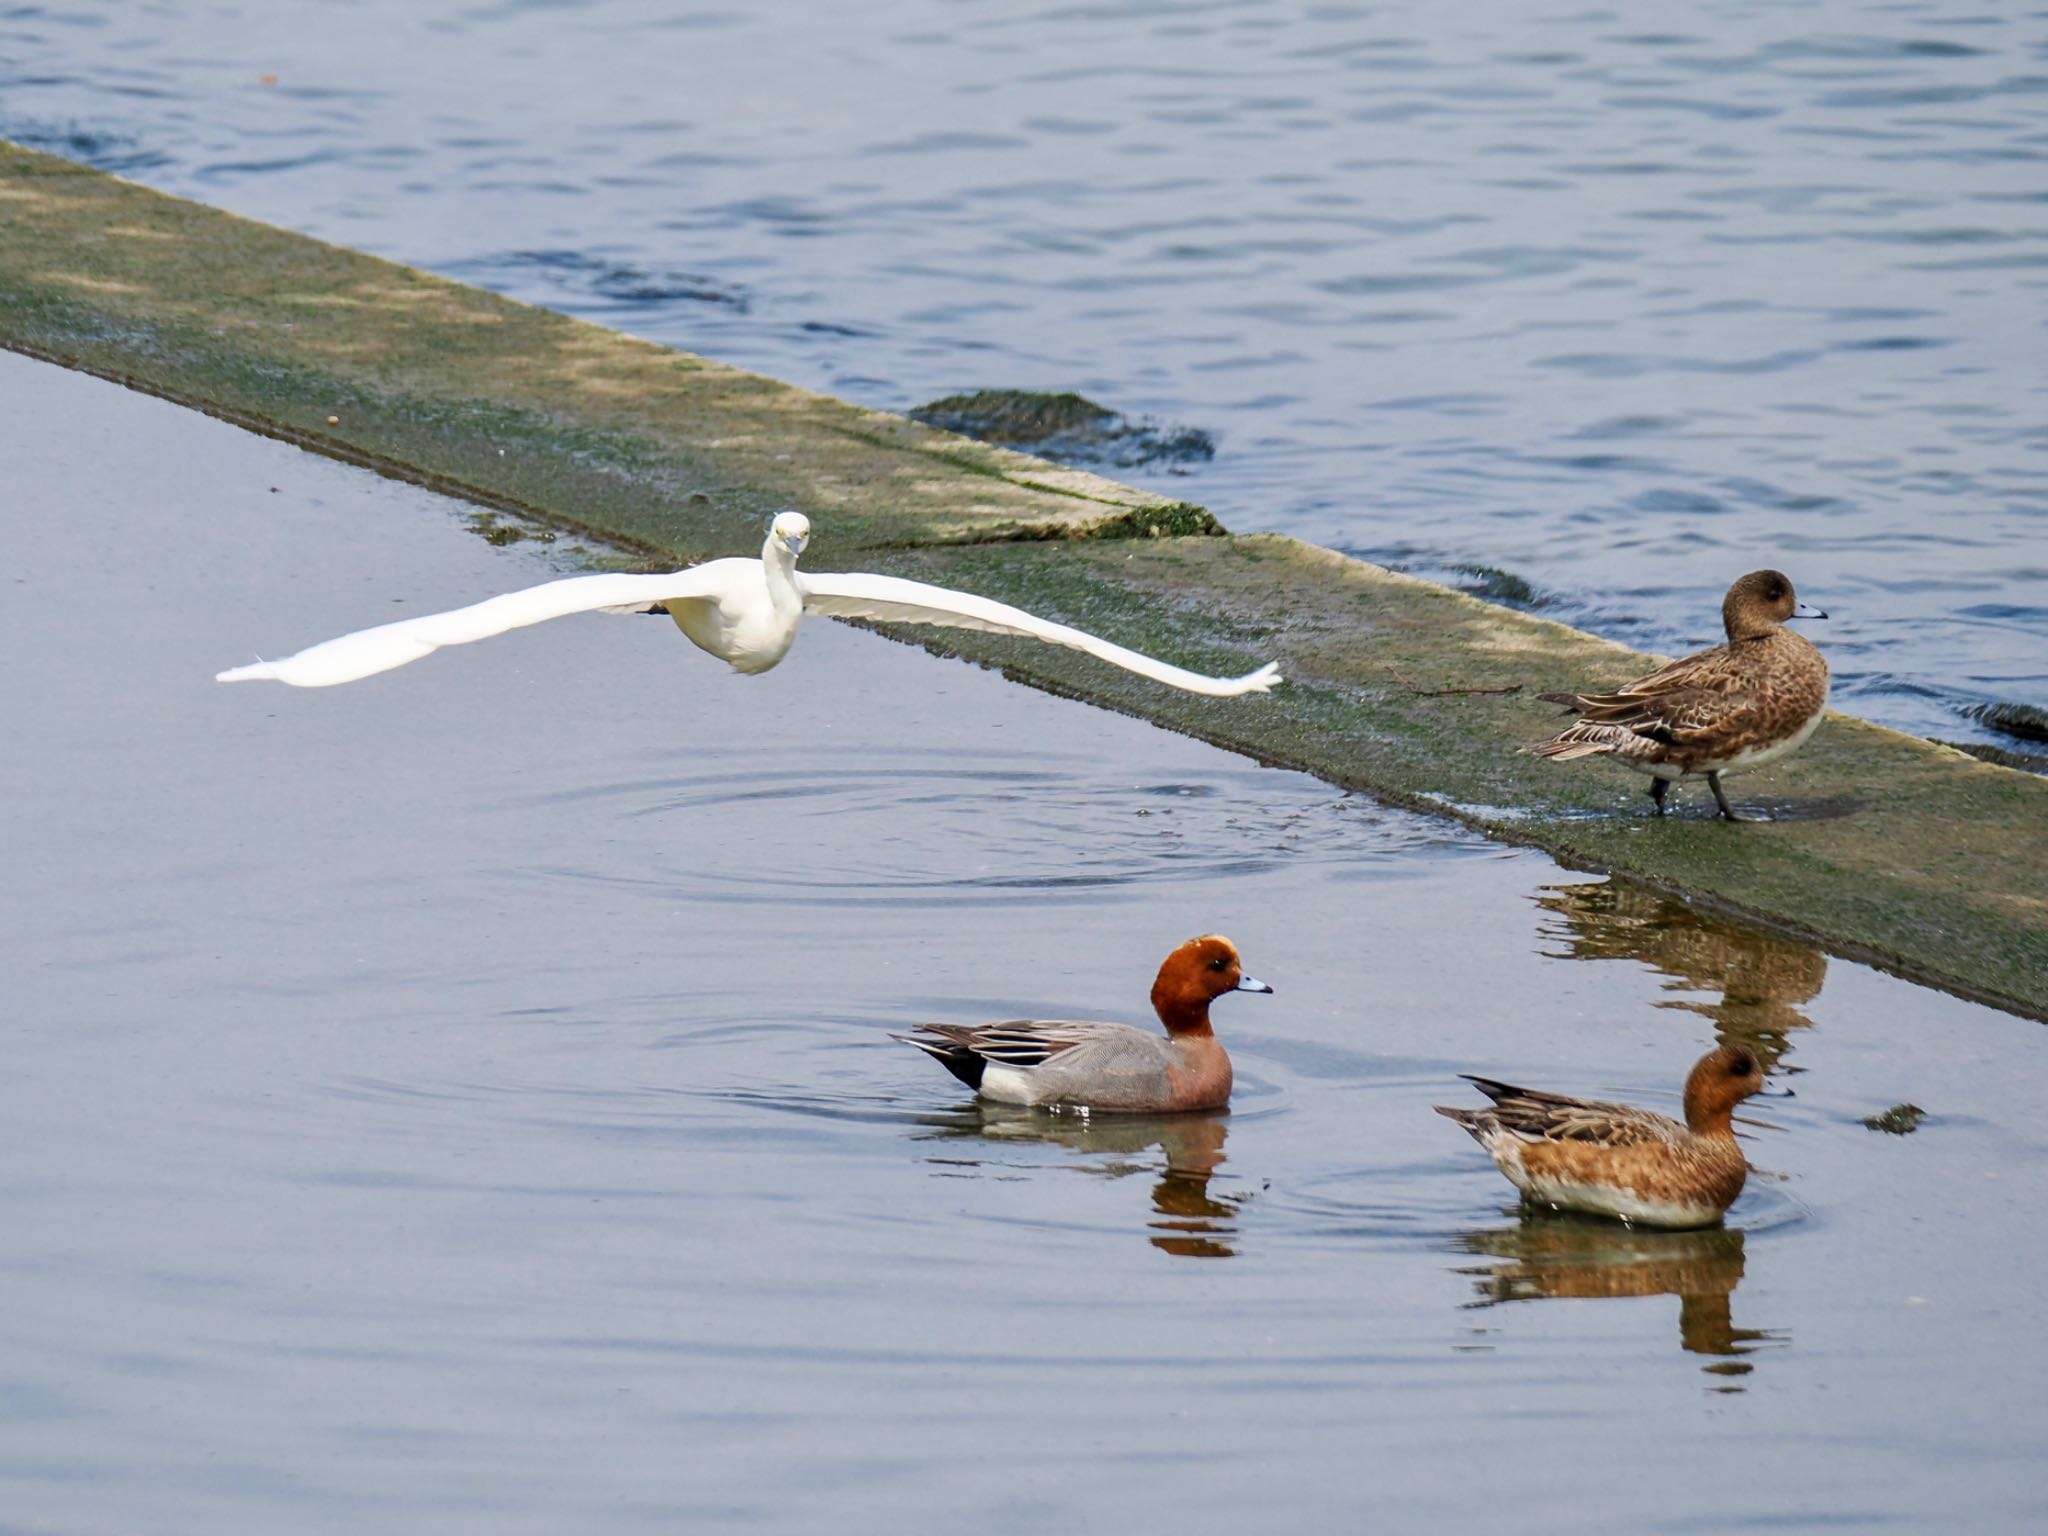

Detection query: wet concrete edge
xmin=5 ymin=141 xmax=2043 ymax=1020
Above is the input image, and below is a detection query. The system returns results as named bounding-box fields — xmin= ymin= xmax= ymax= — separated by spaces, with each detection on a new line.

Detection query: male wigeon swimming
xmin=1531 ymin=570 xmax=1829 ymax=821
xmin=1435 ymin=1045 xmax=1789 ymax=1229
xmin=895 ymin=935 xmax=1270 ymax=1113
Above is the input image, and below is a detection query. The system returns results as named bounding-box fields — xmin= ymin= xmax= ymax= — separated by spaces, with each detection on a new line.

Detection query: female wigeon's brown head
xmin=1723 ymin=569 xmax=1826 ymax=641
xmin=1150 ymin=934 xmax=1272 ymax=1037
xmin=1681 ymin=1044 xmax=1773 ymax=1133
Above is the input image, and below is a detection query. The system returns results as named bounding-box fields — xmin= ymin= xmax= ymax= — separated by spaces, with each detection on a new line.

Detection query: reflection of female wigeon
xmin=896 ymin=935 xmax=1271 ymax=1113
xmin=1436 ymin=1046 xmax=1790 ymax=1229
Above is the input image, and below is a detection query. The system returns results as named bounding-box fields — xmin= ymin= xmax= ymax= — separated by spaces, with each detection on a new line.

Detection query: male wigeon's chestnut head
xmin=1723 ymin=569 xmax=1825 ymax=641
xmin=1680 ymin=1044 xmax=1778 ymax=1132
xmin=1150 ymin=934 xmax=1271 ymax=1036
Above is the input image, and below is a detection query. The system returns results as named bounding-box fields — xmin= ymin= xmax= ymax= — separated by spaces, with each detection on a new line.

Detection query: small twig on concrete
xmin=1384 ymin=666 xmax=1523 ymax=698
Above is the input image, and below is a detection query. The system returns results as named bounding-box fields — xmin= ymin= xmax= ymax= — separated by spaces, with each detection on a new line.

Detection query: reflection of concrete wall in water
xmin=918 ymin=1108 xmax=1242 ymax=1260
xmin=1453 ymin=1219 xmax=1779 ymax=1383
xmin=1535 ymin=881 xmax=1827 ymax=1070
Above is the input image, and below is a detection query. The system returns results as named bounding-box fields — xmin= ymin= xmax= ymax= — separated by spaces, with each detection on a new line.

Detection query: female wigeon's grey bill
xmin=1792 ymin=602 xmax=1827 ymax=620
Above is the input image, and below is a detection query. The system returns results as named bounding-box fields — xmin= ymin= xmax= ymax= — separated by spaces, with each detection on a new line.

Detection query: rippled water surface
xmin=4 ymin=0 xmax=2045 ymax=744
xmin=6 ymin=354 xmax=2048 ymax=1530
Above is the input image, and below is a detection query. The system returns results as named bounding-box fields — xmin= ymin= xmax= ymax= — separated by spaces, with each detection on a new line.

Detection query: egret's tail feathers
xmin=1226 ymin=660 xmax=1285 ymax=696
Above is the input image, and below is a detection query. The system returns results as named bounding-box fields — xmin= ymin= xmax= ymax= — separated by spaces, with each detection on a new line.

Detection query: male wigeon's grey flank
xmin=1435 ymin=1046 xmax=1790 ymax=1229
xmin=1531 ymin=570 xmax=1829 ymax=822
xmin=895 ymin=935 xmax=1270 ymax=1113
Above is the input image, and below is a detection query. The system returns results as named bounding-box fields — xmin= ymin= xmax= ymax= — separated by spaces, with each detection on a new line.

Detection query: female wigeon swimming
xmin=1435 ymin=1046 xmax=1790 ymax=1229
xmin=895 ymin=935 xmax=1271 ymax=1113
xmin=1532 ymin=570 xmax=1829 ymax=821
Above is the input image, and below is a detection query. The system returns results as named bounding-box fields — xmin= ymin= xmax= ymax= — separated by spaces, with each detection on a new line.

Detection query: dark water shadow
xmin=1535 ymin=879 xmax=1827 ymax=1072
xmin=1715 ymin=793 xmax=1867 ymax=824
xmin=914 ymin=1106 xmax=1246 ymax=1260
xmin=1452 ymin=1215 xmax=1783 ymax=1390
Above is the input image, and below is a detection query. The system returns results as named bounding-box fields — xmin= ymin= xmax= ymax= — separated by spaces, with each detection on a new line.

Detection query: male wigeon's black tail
xmin=894 ymin=1027 xmax=986 ymax=1090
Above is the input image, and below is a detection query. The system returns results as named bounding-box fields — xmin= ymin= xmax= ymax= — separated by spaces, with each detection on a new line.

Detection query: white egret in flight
xmin=218 ymin=512 xmax=1282 ymax=697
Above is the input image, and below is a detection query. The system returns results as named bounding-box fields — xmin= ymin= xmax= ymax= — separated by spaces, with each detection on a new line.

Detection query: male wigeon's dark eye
xmin=1210 ymin=956 xmax=1228 ymax=972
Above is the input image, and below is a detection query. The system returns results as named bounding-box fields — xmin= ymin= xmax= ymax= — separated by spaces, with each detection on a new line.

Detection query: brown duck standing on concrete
xmin=1531 ymin=570 xmax=1828 ymax=822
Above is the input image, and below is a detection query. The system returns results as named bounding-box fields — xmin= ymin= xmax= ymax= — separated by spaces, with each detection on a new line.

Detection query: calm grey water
xmin=3 ymin=0 xmax=2045 ymax=745
xmin=5 ymin=354 xmax=2047 ymax=1531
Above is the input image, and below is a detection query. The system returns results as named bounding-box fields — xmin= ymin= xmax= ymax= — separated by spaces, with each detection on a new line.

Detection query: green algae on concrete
xmin=4 ymin=140 xmax=2045 ymax=1019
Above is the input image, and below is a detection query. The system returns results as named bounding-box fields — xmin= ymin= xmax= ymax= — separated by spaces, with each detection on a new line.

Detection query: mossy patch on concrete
xmin=1965 ymin=702 xmax=2048 ymax=746
xmin=5 ymin=140 xmax=2045 ymax=1019
xmin=910 ymin=389 xmax=1215 ymax=469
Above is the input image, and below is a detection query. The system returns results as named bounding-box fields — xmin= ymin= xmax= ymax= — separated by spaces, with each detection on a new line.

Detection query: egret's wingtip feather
xmin=215 ymin=661 xmax=274 ymax=684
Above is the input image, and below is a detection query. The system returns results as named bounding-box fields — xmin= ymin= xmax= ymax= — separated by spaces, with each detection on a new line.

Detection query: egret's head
xmin=770 ymin=510 xmax=811 ymax=558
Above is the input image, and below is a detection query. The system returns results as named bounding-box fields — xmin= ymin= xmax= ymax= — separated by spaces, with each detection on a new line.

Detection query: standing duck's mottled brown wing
xmin=1533 ymin=645 xmax=1769 ymax=761
xmin=1450 ymin=1075 xmax=1689 ymax=1150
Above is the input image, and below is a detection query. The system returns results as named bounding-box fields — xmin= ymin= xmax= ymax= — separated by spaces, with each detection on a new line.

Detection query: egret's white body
xmin=218 ymin=513 xmax=1282 ymax=698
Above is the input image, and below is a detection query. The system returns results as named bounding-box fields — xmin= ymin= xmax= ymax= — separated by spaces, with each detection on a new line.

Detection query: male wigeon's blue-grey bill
xmin=1435 ymin=1045 xmax=1790 ymax=1229
xmin=895 ymin=935 xmax=1270 ymax=1114
xmin=1531 ymin=570 xmax=1829 ymax=822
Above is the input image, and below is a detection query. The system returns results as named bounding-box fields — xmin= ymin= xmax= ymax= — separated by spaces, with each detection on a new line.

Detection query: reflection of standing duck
xmin=1451 ymin=1217 xmax=1777 ymax=1373
xmin=1535 ymin=880 xmax=1825 ymax=1071
xmin=1436 ymin=1047 xmax=1789 ymax=1228
xmin=926 ymin=1106 xmax=1244 ymax=1259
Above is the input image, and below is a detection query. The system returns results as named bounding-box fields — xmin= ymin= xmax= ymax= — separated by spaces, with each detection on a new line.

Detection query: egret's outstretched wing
xmin=800 ymin=572 xmax=1281 ymax=698
xmin=216 ymin=565 xmax=731 ymax=687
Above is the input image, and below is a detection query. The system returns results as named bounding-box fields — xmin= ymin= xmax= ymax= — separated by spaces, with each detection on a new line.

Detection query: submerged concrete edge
xmin=5 ymin=141 xmax=2044 ymax=1020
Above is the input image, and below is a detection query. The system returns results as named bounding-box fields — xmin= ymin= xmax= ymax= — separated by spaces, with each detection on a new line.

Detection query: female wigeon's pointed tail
xmin=1433 ymin=1103 xmax=1489 ymax=1140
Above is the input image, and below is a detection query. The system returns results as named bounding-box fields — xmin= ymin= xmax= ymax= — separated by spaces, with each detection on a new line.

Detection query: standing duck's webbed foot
xmin=1708 ymin=772 xmax=1765 ymax=823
